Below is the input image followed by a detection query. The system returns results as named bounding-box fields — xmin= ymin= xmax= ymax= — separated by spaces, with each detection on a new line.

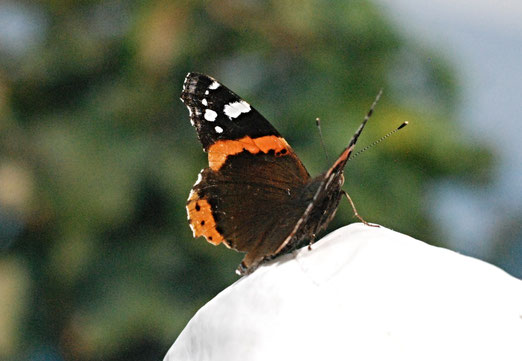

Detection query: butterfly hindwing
xmin=189 ymin=152 xmax=311 ymax=256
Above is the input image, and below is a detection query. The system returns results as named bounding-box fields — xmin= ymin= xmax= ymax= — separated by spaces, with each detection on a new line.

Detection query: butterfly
xmin=181 ymin=73 xmax=380 ymax=275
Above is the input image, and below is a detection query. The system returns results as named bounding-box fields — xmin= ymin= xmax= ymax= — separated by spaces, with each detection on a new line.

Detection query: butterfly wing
xmin=182 ymin=73 xmax=311 ymax=273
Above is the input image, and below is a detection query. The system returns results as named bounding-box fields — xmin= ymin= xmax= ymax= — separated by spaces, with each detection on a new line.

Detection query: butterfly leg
xmin=342 ymin=190 xmax=379 ymax=227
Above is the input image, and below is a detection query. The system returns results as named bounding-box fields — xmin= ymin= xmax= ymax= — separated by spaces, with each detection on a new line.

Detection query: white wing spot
xmin=224 ymin=101 xmax=251 ymax=119
xmin=185 ymin=105 xmax=193 ymax=116
xmin=205 ymin=90 xmax=209 ymax=95
xmin=215 ymin=126 xmax=224 ymax=133
xmin=204 ymin=109 xmax=218 ymax=122
xmin=202 ymin=99 xmax=208 ymax=106
xmin=183 ymin=73 xmax=190 ymax=91
xmin=208 ymin=81 xmax=220 ymax=90
xmin=194 ymin=171 xmax=203 ymax=186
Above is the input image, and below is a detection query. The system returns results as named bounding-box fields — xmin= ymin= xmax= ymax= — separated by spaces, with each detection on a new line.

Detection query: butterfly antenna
xmin=347 ymin=88 xmax=383 ymax=149
xmin=351 ymin=121 xmax=409 ymax=159
xmin=315 ymin=117 xmax=329 ymax=161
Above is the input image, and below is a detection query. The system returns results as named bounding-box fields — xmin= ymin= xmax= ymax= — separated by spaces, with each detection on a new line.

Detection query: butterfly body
xmin=181 ymin=73 xmax=369 ymax=275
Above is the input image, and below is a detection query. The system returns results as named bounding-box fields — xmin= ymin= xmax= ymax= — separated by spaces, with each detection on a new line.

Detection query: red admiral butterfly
xmin=182 ymin=73 xmax=378 ymax=275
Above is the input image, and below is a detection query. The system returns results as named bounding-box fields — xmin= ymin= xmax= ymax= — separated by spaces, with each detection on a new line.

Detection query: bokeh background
xmin=0 ymin=0 xmax=520 ymax=360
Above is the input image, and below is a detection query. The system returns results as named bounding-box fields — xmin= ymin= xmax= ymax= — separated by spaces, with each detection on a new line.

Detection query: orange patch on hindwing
xmin=208 ymin=135 xmax=291 ymax=171
xmin=186 ymin=190 xmax=225 ymax=246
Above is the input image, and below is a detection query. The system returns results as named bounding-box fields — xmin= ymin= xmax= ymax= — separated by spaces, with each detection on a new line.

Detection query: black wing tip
xmin=183 ymin=72 xmax=205 ymax=83
xmin=182 ymin=72 xmax=215 ymax=88
xmin=181 ymin=72 xmax=218 ymax=104
xmin=183 ymin=72 xmax=207 ymax=86
xmin=181 ymin=72 xmax=199 ymax=100
xmin=184 ymin=71 xmax=205 ymax=79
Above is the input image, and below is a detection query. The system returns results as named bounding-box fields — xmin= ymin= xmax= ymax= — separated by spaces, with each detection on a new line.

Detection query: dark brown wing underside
xmin=193 ymin=151 xmax=311 ymax=259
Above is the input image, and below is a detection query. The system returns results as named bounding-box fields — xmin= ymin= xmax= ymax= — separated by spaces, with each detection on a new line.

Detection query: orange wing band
xmin=186 ymin=191 xmax=225 ymax=246
xmin=208 ymin=135 xmax=291 ymax=171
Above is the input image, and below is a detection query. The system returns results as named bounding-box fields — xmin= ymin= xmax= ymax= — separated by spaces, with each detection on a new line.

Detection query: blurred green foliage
xmin=0 ymin=0 xmax=494 ymax=360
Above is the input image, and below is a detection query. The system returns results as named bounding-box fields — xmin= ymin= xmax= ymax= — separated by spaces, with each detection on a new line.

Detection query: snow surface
xmin=165 ymin=223 xmax=522 ymax=361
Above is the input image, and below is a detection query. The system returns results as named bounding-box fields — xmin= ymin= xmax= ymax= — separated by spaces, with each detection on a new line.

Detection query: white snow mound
xmin=165 ymin=223 xmax=522 ymax=361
